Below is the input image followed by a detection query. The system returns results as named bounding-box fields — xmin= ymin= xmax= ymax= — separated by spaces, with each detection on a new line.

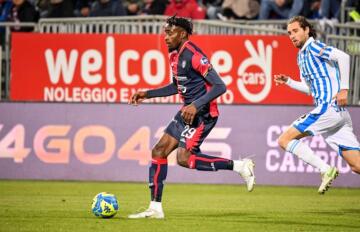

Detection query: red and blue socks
xmin=149 ymin=158 xmax=168 ymax=202
xmin=187 ymin=153 xmax=234 ymax=171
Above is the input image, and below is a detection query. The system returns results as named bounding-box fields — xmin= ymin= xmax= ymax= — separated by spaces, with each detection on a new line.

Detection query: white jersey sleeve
xmin=286 ymin=75 xmax=311 ymax=94
xmin=329 ymin=48 xmax=350 ymax=90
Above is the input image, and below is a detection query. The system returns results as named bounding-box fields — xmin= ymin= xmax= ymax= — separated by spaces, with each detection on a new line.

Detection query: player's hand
xmin=181 ymin=104 xmax=197 ymax=125
xmin=336 ymin=89 xmax=348 ymax=107
xmin=274 ymin=74 xmax=289 ymax=86
xmin=128 ymin=91 xmax=147 ymax=106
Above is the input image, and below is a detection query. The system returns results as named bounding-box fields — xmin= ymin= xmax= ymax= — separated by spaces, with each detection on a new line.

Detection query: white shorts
xmin=292 ymin=103 xmax=360 ymax=155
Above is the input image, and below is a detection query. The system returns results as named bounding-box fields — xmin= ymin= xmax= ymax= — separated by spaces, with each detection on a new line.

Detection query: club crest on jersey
xmin=200 ymin=57 xmax=209 ymax=65
xmin=182 ymin=60 xmax=186 ymax=68
xmin=178 ymin=85 xmax=187 ymax=93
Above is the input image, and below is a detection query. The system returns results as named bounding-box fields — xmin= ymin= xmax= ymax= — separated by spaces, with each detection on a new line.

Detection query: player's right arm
xmin=128 ymin=81 xmax=178 ymax=106
xmin=274 ymin=74 xmax=310 ymax=94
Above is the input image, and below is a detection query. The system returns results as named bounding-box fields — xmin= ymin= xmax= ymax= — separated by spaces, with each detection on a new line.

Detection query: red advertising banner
xmin=11 ymin=33 xmax=312 ymax=104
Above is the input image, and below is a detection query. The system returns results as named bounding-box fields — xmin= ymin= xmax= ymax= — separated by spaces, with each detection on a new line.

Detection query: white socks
xmin=233 ymin=160 xmax=244 ymax=172
xmin=233 ymin=160 xmax=250 ymax=175
xmin=149 ymin=201 xmax=163 ymax=212
xmin=286 ymin=139 xmax=330 ymax=173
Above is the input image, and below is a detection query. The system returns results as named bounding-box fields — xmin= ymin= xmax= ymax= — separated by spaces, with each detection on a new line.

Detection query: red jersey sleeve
xmin=191 ymin=52 xmax=211 ymax=77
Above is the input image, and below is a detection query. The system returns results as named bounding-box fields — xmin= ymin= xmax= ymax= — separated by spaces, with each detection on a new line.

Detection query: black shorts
xmin=164 ymin=110 xmax=217 ymax=154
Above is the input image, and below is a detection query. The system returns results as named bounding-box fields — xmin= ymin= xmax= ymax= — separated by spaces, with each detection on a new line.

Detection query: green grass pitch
xmin=0 ymin=180 xmax=359 ymax=232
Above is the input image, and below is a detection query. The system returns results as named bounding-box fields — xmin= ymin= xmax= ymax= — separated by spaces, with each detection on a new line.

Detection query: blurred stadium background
xmin=0 ymin=0 xmax=360 ymax=231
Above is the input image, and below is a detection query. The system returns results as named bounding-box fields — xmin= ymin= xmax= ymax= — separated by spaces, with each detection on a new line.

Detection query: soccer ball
xmin=91 ymin=192 xmax=119 ymax=218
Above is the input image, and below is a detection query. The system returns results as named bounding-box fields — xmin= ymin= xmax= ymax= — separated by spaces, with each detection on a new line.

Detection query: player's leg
xmin=325 ymin=110 xmax=360 ymax=174
xmin=342 ymin=150 xmax=360 ymax=174
xmin=339 ymin=110 xmax=360 ymax=174
xmin=176 ymin=147 xmax=233 ymax=171
xmin=128 ymin=133 xmax=178 ymax=219
xmin=129 ymin=113 xmax=181 ymax=219
xmin=278 ymin=109 xmax=339 ymax=194
xmin=149 ymin=133 xmax=178 ymax=203
xmin=176 ymin=147 xmax=255 ymax=191
xmin=176 ymin=116 xmax=255 ymax=191
xmin=278 ymin=126 xmax=332 ymax=174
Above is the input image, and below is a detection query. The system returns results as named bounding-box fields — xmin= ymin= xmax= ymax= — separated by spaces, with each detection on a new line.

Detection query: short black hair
xmin=166 ymin=15 xmax=193 ymax=35
xmin=288 ymin=16 xmax=317 ymax=39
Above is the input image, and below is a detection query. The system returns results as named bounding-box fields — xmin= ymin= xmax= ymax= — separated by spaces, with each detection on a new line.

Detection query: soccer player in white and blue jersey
xmin=274 ymin=16 xmax=360 ymax=194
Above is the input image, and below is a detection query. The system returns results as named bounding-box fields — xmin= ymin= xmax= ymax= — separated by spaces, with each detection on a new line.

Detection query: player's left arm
xmin=312 ymin=43 xmax=350 ymax=106
xmin=181 ymin=69 xmax=226 ymax=124
xmin=191 ymin=53 xmax=226 ymax=109
xmin=181 ymin=54 xmax=226 ymax=124
xmin=192 ymin=69 xmax=226 ymax=109
xmin=329 ymin=48 xmax=350 ymax=106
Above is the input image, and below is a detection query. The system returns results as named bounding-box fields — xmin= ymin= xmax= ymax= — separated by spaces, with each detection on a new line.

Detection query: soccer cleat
xmin=128 ymin=208 xmax=165 ymax=219
xmin=318 ymin=167 xmax=339 ymax=194
xmin=234 ymin=159 xmax=255 ymax=192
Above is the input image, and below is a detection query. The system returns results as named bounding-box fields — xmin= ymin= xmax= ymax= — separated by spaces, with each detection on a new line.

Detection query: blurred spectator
xmin=36 ymin=0 xmax=50 ymax=17
xmin=140 ymin=0 xmax=167 ymax=15
xmin=317 ymin=0 xmax=342 ymax=31
xmin=259 ymin=0 xmax=304 ymax=19
xmin=89 ymin=0 xmax=126 ymax=16
xmin=123 ymin=0 xmax=141 ymax=15
xmin=48 ymin=0 xmax=73 ymax=17
xmin=74 ymin=0 xmax=92 ymax=17
xmin=164 ymin=0 xmax=206 ymax=19
xmin=1 ymin=0 xmax=12 ymax=46
xmin=9 ymin=0 xmax=39 ymax=31
xmin=202 ymin=0 xmax=222 ymax=19
xmin=218 ymin=0 xmax=259 ymax=20
xmin=37 ymin=0 xmax=74 ymax=17
xmin=302 ymin=0 xmax=321 ymax=19
xmin=1 ymin=0 xmax=12 ymax=22
xmin=319 ymin=0 xmax=340 ymax=19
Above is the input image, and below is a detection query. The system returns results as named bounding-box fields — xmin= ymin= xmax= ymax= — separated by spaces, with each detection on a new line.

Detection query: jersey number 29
xmin=181 ymin=125 xmax=197 ymax=139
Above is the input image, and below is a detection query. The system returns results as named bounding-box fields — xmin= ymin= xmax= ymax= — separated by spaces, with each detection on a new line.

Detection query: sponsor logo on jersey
xmin=177 ymin=76 xmax=188 ymax=81
xmin=178 ymin=85 xmax=187 ymax=93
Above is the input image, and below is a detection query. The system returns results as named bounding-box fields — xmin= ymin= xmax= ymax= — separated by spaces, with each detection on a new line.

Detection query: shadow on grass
xmin=186 ymin=211 xmax=360 ymax=229
xmin=307 ymin=208 xmax=360 ymax=214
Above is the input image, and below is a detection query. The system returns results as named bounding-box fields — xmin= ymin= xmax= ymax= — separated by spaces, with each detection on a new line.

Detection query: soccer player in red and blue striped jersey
xmin=128 ymin=16 xmax=255 ymax=219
